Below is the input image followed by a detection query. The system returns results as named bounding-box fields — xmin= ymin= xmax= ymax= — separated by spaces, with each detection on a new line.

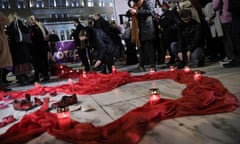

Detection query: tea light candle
xmin=34 ymin=82 xmax=41 ymax=89
xmin=149 ymin=68 xmax=155 ymax=73
xmin=149 ymin=88 xmax=160 ymax=105
xmin=68 ymin=78 xmax=73 ymax=85
xmin=194 ymin=70 xmax=202 ymax=81
xmin=57 ymin=105 xmax=71 ymax=130
xmin=184 ymin=66 xmax=190 ymax=73
xmin=169 ymin=66 xmax=175 ymax=71
xmin=112 ymin=65 xmax=117 ymax=74
xmin=82 ymin=70 xmax=87 ymax=78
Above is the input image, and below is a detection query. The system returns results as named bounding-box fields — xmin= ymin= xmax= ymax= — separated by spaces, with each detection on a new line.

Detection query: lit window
xmin=1 ymin=0 xmax=10 ymax=9
xmin=17 ymin=0 xmax=25 ymax=8
xmin=36 ymin=0 xmax=44 ymax=8
xmin=99 ymin=0 xmax=105 ymax=7
xmin=87 ymin=0 xmax=94 ymax=7
xmin=66 ymin=0 xmax=69 ymax=7
xmin=49 ymin=0 xmax=56 ymax=7
xmin=79 ymin=0 xmax=85 ymax=7
xmin=71 ymin=0 xmax=79 ymax=7
xmin=111 ymin=14 xmax=115 ymax=21
xmin=29 ymin=0 xmax=34 ymax=8
xmin=109 ymin=0 xmax=113 ymax=7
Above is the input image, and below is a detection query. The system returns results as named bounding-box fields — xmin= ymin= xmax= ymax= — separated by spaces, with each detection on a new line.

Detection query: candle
xmin=34 ymin=82 xmax=41 ymax=89
xmin=68 ymin=78 xmax=73 ymax=85
xmin=82 ymin=70 xmax=87 ymax=78
xmin=112 ymin=65 xmax=117 ymax=74
xmin=184 ymin=66 xmax=190 ymax=73
xmin=149 ymin=68 xmax=155 ymax=73
xmin=57 ymin=105 xmax=71 ymax=130
xmin=194 ymin=70 xmax=202 ymax=81
xmin=169 ymin=66 xmax=175 ymax=71
xmin=149 ymin=88 xmax=160 ymax=105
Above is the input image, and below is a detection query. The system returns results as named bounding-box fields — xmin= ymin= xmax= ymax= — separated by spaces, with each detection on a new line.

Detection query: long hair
xmin=79 ymin=29 xmax=90 ymax=49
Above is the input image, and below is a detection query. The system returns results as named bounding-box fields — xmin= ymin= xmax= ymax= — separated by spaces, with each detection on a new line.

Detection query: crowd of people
xmin=0 ymin=0 xmax=240 ymax=92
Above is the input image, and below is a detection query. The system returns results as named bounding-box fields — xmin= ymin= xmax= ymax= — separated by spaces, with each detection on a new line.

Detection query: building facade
xmin=0 ymin=0 xmax=115 ymax=40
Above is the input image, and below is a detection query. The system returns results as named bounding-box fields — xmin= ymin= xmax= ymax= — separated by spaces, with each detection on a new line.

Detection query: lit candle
xmin=57 ymin=105 xmax=71 ymax=130
xmin=112 ymin=65 xmax=117 ymax=74
xmin=82 ymin=70 xmax=87 ymax=78
xmin=194 ymin=70 xmax=202 ymax=81
xmin=149 ymin=68 xmax=155 ymax=74
xmin=149 ymin=88 xmax=160 ymax=105
xmin=169 ymin=66 xmax=175 ymax=71
xmin=34 ymin=82 xmax=41 ymax=89
xmin=68 ymin=78 xmax=73 ymax=85
xmin=184 ymin=66 xmax=190 ymax=73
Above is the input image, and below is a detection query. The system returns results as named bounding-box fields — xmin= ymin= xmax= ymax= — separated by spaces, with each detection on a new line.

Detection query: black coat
xmin=73 ymin=23 xmax=84 ymax=47
xmin=159 ymin=9 xmax=180 ymax=42
xmin=178 ymin=19 xmax=203 ymax=52
xmin=7 ymin=20 xmax=32 ymax=65
xmin=88 ymin=28 xmax=116 ymax=61
xmin=137 ymin=0 xmax=155 ymax=41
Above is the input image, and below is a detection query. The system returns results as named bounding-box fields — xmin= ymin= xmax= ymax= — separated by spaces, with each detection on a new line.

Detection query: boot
xmin=101 ymin=64 xmax=107 ymax=74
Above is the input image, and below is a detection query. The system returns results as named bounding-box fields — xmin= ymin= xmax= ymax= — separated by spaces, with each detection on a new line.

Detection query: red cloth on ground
xmin=0 ymin=70 xmax=239 ymax=144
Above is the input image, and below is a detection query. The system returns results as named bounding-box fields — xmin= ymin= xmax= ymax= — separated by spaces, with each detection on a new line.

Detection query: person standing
xmin=223 ymin=0 xmax=240 ymax=67
xmin=128 ymin=0 xmax=156 ymax=72
xmin=0 ymin=12 xmax=13 ymax=91
xmin=158 ymin=2 xmax=180 ymax=65
xmin=27 ymin=15 xmax=50 ymax=82
xmin=72 ymin=18 xmax=90 ymax=71
xmin=7 ymin=13 xmax=33 ymax=86
xmin=212 ymin=0 xmax=235 ymax=63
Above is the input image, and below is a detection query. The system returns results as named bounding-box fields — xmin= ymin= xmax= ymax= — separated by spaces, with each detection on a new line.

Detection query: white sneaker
xmin=219 ymin=57 xmax=232 ymax=64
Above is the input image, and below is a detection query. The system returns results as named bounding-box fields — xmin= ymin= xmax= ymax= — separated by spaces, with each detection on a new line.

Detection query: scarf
xmin=131 ymin=0 xmax=144 ymax=48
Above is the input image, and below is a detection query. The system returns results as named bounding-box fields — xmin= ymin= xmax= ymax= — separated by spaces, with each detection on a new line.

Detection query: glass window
xmin=99 ymin=0 xmax=105 ymax=7
xmin=109 ymin=0 xmax=113 ymax=7
xmin=49 ymin=0 xmax=56 ymax=7
xmin=71 ymin=0 xmax=79 ymax=7
xmin=1 ymin=0 xmax=10 ymax=9
xmin=87 ymin=0 xmax=94 ymax=7
xmin=79 ymin=0 xmax=85 ymax=7
xmin=29 ymin=0 xmax=34 ymax=8
xmin=17 ymin=0 xmax=25 ymax=8
xmin=36 ymin=0 xmax=44 ymax=8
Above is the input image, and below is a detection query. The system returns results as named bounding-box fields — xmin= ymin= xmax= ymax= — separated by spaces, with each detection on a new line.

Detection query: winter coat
xmin=212 ymin=0 xmax=232 ymax=24
xmin=7 ymin=19 xmax=32 ymax=65
xmin=203 ymin=2 xmax=223 ymax=38
xmin=0 ymin=12 xmax=13 ymax=68
xmin=158 ymin=9 xmax=180 ymax=42
xmin=178 ymin=19 xmax=203 ymax=52
xmin=137 ymin=0 xmax=155 ymax=41
xmin=88 ymin=28 xmax=116 ymax=61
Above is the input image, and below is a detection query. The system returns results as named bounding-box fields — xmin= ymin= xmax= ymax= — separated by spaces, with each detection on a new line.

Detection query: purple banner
xmin=54 ymin=40 xmax=80 ymax=63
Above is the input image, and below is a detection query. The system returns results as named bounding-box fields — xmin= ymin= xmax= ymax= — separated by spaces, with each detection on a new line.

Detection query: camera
xmin=126 ymin=10 xmax=132 ymax=18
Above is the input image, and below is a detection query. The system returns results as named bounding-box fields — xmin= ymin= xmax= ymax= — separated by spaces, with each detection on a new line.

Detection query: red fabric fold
xmin=0 ymin=70 xmax=239 ymax=144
